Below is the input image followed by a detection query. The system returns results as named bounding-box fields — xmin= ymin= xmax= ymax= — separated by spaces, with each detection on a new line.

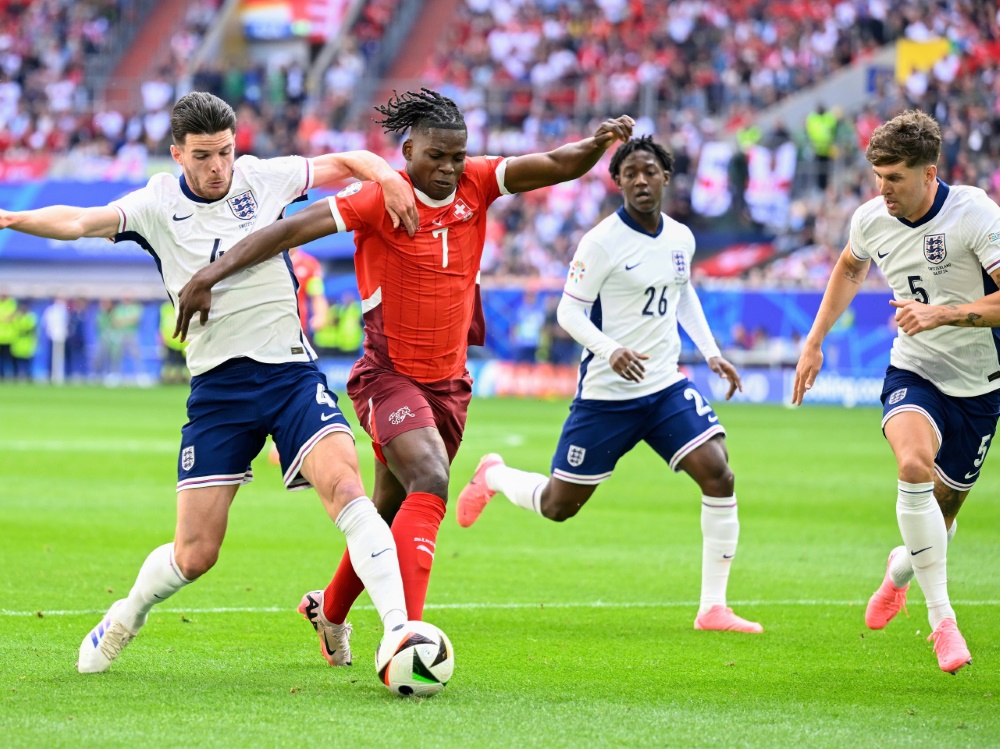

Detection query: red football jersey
xmin=330 ymin=156 xmax=509 ymax=382
xmin=290 ymin=248 xmax=323 ymax=331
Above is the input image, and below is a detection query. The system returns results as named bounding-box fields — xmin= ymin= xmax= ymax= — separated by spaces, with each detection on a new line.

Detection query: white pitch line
xmin=0 ymin=439 xmax=177 ymax=454
xmin=2 ymin=599 xmax=999 ymax=618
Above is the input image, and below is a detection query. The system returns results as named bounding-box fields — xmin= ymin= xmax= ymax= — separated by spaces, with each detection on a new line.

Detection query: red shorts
xmin=346 ymin=354 xmax=473 ymax=464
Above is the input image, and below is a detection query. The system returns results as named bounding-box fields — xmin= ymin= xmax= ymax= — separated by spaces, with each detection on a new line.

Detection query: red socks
xmin=323 ymin=549 xmax=365 ymax=624
xmin=390 ymin=492 xmax=446 ymax=620
xmin=323 ymin=492 xmax=446 ymax=623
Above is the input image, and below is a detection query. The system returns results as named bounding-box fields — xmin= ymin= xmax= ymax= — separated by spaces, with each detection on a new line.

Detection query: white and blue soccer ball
xmin=376 ymin=620 xmax=454 ymax=697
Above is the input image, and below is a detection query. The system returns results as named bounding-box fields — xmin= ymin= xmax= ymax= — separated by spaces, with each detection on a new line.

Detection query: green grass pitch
xmin=1 ymin=385 xmax=998 ymax=747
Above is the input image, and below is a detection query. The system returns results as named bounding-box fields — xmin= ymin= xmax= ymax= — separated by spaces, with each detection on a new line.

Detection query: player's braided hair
xmin=170 ymin=92 xmax=236 ymax=145
xmin=609 ymin=136 xmax=674 ymax=179
xmin=373 ymin=88 xmax=466 ymax=135
xmin=866 ymin=109 xmax=941 ymax=168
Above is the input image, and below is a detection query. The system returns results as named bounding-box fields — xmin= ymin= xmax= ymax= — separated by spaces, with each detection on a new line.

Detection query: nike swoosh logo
xmin=910 ymin=546 xmax=932 ymax=556
xmin=708 ymin=415 xmax=719 ymax=423
xmin=625 ymin=263 xmax=641 ymax=271
xmin=320 ymin=413 xmax=338 ymax=422
xmin=172 ymin=213 xmax=193 ymax=221
xmin=371 ymin=548 xmax=392 ymax=558
xmin=322 ymin=632 xmax=337 ymax=655
xmin=965 ymin=470 xmax=980 ymax=480
xmin=722 ymin=553 xmax=734 ymax=559
xmin=877 ymin=250 xmax=890 ymax=259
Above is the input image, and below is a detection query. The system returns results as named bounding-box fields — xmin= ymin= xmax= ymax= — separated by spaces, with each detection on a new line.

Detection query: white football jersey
xmin=850 ymin=181 xmax=1000 ymax=397
xmin=563 ymin=207 xmax=699 ymax=400
xmin=111 ymin=155 xmax=315 ymax=375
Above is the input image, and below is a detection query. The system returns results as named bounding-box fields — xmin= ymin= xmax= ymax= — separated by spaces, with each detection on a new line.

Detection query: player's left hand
xmin=707 ymin=356 xmax=742 ymax=400
xmin=174 ymin=273 xmax=213 ymax=341
xmin=890 ymin=298 xmax=947 ymax=335
xmin=593 ymin=116 xmax=635 ymax=149
xmin=379 ymin=172 xmax=418 ymax=236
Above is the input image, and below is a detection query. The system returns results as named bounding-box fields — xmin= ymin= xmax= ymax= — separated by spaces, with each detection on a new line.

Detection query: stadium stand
xmin=1 ymin=0 xmax=999 ymax=379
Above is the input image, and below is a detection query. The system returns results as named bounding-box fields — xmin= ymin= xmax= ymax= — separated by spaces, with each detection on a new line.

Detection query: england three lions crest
xmin=923 ymin=234 xmax=947 ymax=264
xmin=672 ymin=251 xmax=688 ymax=279
xmin=228 ymin=190 xmax=258 ymax=220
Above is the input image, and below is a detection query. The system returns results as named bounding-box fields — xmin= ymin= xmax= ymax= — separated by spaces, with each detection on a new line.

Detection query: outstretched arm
xmin=311 ymin=151 xmax=417 ymax=235
xmin=0 ymin=205 xmax=120 ymax=240
xmin=503 ymin=116 xmax=635 ymax=193
xmin=792 ymin=243 xmax=870 ymax=405
xmin=174 ymin=200 xmax=338 ymax=340
xmin=892 ymin=267 xmax=1000 ymax=333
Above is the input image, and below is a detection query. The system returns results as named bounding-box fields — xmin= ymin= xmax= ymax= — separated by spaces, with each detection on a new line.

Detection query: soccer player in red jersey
xmin=175 ymin=89 xmax=633 ymax=665
xmin=288 ymin=246 xmax=328 ymax=340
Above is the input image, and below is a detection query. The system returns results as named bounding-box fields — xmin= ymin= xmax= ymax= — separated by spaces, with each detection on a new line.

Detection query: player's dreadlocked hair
xmin=866 ymin=109 xmax=941 ymax=168
xmin=373 ymin=88 xmax=466 ymax=135
xmin=609 ymin=136 xmax=674 ymax=180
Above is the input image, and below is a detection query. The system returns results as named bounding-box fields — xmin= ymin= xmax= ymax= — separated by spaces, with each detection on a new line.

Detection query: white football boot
xmin=78 ymin=600 xmax=146 ymax=673
xmin=298 ymin=590 xmax=353 ymax=667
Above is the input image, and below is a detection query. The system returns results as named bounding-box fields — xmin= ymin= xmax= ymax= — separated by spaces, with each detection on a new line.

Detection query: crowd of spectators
xmin=0 ymin=0 xmax=219 ymax=170
xmin=2 ymin=0 xmax=999 ymax=290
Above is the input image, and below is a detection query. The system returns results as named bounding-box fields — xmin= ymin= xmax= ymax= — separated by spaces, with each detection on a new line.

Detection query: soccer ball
xmin=375 ymin=620 xmax=454 ymax=697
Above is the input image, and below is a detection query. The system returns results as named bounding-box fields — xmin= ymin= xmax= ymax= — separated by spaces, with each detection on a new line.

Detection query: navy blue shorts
xmin=178 ymin=358 xmax=353 ymax=492
xmin=881 ymin=365 xmax=1000 ymax=490
xmin=550 ymin=378 xmax=727 ymax=485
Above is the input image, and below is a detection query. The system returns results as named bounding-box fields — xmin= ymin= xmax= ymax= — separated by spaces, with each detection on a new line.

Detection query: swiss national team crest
xmin=888 ymin=388 xmax=907 ymax=406
xmin=672 ymin=251 xmax=688 ymax=278
xmin=389 ymin=406 xmax=415 ymax=425
xmin=923 ymin=234 xmax=947 ymax=264
xmin=181 ymin=446 xmax=195 ymax=471
xmin=337 ymin=181 xmax=363 ymax=198
xmin=567 ymin=445 xmax=586 ymax=467
xmin=228 ymin=190 xmax=258 ymax=220
xmin=453 ymin=199 xmax=474 ymax=222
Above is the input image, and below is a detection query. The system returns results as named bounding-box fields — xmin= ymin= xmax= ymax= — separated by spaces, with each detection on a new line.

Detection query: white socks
xmin=699 ymin=495 xmax=739 ymax=614
xmin=486 ymin=464 xmax=548 ymax=516
xmin=336 ymin=497 xmax=407 ymax=633
xmin=119 ymin=543 xmax=191 ymax=632
xmin=889 ymin=517 xmax=957 ymax=588
xmin=895 ymin=480 xmax=954 ymax=628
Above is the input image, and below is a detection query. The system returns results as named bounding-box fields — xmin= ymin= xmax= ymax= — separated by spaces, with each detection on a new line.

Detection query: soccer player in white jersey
xmin=793 ymin=110 xmax=1000 ymax=674
xmin=0 ymin=92 xmax=423 ymax=673
xmin=456 ymin=136 xmax=762 ymax=634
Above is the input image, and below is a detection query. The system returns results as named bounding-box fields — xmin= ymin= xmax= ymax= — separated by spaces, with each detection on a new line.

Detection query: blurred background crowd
xmin=1 ymin=0 xmax=998 ymax=384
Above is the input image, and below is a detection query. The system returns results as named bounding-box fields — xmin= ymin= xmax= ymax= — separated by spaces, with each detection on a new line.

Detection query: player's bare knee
xmin=700 ymin=466 xmax=735 ymax=498
xmin=173 ymin=543 xmax=218 ymax=580
xmin=407 ymin=467 xmax=450 ymax=503
xmin=540 ymin=493 xmax=582 ymax=522
xmin=318 ymin=470 xmax=368 ymax=517
xmin=896 ymin=456 xmax=934 ymax=484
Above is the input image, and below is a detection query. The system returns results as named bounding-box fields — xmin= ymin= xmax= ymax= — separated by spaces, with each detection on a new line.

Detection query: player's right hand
xmin=791 ymin=344 xmax=824 ymax=406
xmin=174 ymin=273 xmax=214 ymax=342
xmin=610 ymin=347 xmax=649 ymax=383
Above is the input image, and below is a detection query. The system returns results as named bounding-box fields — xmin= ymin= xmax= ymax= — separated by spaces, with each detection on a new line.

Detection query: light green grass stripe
xmin=3 ymin=599 xmax=999 ymax=617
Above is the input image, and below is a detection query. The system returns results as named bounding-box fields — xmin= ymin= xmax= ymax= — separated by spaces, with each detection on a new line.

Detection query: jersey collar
xmin=896 ymin=178 xmax=949 ymax=228
xmin=616 ymin=205 xmax=663 ymax=237
xmin=413 ymin=184 xmax=456 ymax=208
